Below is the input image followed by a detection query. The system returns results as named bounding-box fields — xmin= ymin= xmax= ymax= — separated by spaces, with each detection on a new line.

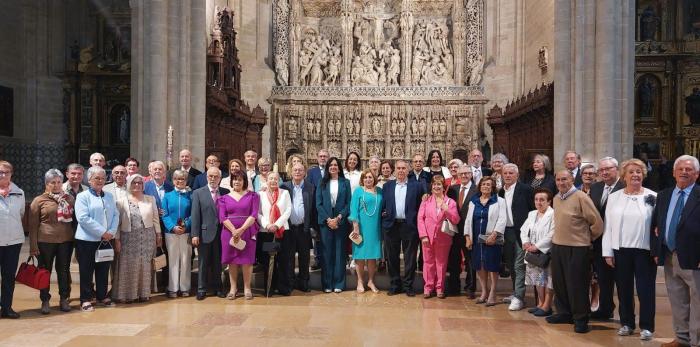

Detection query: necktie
xmin=667 ymin=190 xmax=686 ymax=252
xmin=211 ymin=189 xmax=218 ymax=202
xmin=458 ymin=185 xmax=465 ymax=210
xmin=601 ymin=186 xmax=611 ymax=206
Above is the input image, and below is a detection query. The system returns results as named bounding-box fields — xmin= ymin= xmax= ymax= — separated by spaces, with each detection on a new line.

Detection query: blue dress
xmin=348 ymin=186 xmax=383 ymax=260
xmin=470 ymin=194 xmax=502 ymax=272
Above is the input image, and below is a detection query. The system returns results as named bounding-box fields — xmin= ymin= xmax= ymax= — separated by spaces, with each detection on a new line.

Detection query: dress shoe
xmin=574 ymin=320 xmax=590 ymax=334
xmin=437 ymin=293 xmax=446 ymax=299
xmin=297 ymin=285 xmax=310 ymax=293
xmin=310 ymin=264 xmax=321 ymax=271
xmin=59 ymin=299 xmax=71 ymax=312
xmin=660 ymin=340 xmax=691 ymax=347
xmin=528 ymin=307 xmax=539 ymax=314
xmin=196 ymin=292 xmax=206 ymax=301
xmin=533 ymin=309 xmax=553 ymax=317
xmin=41 ymin=300 xmax=50 ymax=315
xmin=1 ymin=309 xmax=20 ymax=319
xmin=589 ymin=310 xmax=612 ymax=321
xmin=546 ymin=314 xmax=573 ymax=324
xmin=387 ymin=288 xmax=403 ymax=296
xmin=216 ymin=291 xmax=227 ymax=298
xmin=405 ymin=288 xmax=416 ymax=297
xmin=466 ymin=291 xmax=476 ymax=300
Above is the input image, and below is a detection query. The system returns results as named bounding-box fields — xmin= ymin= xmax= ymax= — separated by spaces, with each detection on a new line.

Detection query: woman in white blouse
xmin=343 ymin=151 xmax=362 ymax=194
xmin=602 ymin=159 xmax=657 ymax=341
xmin=257 ymin=172 xmax=292 ymax=296
xmin=520 ymin=188 xmax=555 ymax=317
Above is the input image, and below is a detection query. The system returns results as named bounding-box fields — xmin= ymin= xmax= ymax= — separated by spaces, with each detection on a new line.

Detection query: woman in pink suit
xmin=418 ymin=176 xmax=461 ymax=299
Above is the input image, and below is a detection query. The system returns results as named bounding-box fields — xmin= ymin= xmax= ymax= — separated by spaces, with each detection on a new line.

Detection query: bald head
xmin=179 ymin=149 xmax=193 ymax=169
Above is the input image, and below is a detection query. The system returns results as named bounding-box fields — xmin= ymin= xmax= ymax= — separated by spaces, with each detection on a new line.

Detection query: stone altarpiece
xmin=270 ymin=0 xmax=487 ymax=168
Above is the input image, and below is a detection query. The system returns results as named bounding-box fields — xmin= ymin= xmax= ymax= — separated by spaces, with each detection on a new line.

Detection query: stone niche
xmin=270 ymin=0 xmax=487 ymax=169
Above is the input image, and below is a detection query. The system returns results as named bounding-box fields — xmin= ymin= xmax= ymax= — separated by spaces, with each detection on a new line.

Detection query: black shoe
xmin=296 ymin=284 xmax=310 ymax=293
xmin=534 ymin=309 xmax=553 ymax=317
xmin=196 ymin=292 xmax=206 ymax=301
xmin=574 ymin=320 xmax=590 ymax=334
xmin=387 ymin=288 xmax=404 ymax=296
xmin=310 ymin=264 xmax=321 ymax=271
xmin=405 ymin=288 xmax=416 ymax=297
xmin=546 ymin=314 xmax=573 ymax=324
xmin=1 ymin=309 xmax=20 ymax=319
xmin=216 ymin=291 xmax=227 ymax=298
xmin=277 ymin=290 xmax=292 ymax=296
xmin=589 ymin=310 xmax=612 ymax=321
xmin=528 ymin=307 xmax=540 ymax=314
xmin=466 ymin=291 xmax=476 ymax=299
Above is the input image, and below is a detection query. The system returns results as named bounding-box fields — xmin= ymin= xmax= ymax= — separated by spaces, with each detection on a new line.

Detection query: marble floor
xmin=2 ymin=283 xmax=675 ymax=347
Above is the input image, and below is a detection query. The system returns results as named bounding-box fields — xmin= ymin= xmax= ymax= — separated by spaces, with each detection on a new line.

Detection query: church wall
xmin=522 ymin=0 xmax=554 ymax=88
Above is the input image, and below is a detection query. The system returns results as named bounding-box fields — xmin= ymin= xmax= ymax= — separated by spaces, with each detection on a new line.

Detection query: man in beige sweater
xmin=546 ymin=169 xmax=603 ymax=334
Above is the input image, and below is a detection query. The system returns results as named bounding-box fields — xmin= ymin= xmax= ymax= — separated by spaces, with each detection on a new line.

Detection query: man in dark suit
xmin=281 ymin=163 xmax=317 ymax=292
xmin=499 ymin=164 xmax=535 ymax=310
xmin=408 ymin=154 xmax=432 ymax=191
xmin=382 ymin=159 xmax=426 ymax=297
xmin=244 ymin=150 xmax=259 ymax=190
xmin=191 ymin=167 xmax=229 ymax=300
xmin=588 ymin=156 xmax=625 ymax=320
xmin=306 ymin=148 xmax=328 ymax=270
xmin=143 ymin=160 xmax=174 ymax=292
xmin=167 ymin=149 xmax=202 ymax=188
xmin=446 ymin=164 xmax=478 ymax=297
xmin=192 ymin=154 xmax=222 ymax=190
xmin=563 ymin=150 xmax=584 ymax=187
xmin=469 ymin=149 xmax=493 ymax=185
xmin=651 ymin=155 xmax=700 ymax=347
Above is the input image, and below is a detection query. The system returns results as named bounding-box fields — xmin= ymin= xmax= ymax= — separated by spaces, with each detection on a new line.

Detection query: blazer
xmin=143 ymin=179 xmax=174 ymax=211
xmin=417 ymin=195 xmax=460 ymax=244
xmin=590 ymin=179 xmax=625 ymax=221
xmin=257 ymin=188 xmax=292 ymax=232
xmin=463 ymin=196 xmax=507 ymax=239
xmin=191 ymin=172 xmax=208 ymax=191
xmin=602 ymin=188 xmax=656 ymax=257
xmin=652 ymin=184 xmax=700 ymax=269
xmin=470 ymin=166 xmax=493 ymax=184
xmin=447 ymin=182 xmax=478 ymax=232
xmin=498 ymin=183 xmax=535 ymax=241
xmin=190 ymin=185 xmax=230 ymax=244
xmin=520 ymin=171 xmax=557 ymax=195
xmin=115 ymin=195 xmax=161 ymax=237
xmin=315 ymin=177 xmax=352 ymax=228
xmin=408 ymin=170 xmax=432 ymax=191
xmin=519 ymin=207 xmax=555 ymax=254
xmin=281 ymin=180 xmax=318 ymax=235
xmin=75 ymin=188 xmax=119 ymax=241
xmin=167 ymin=167 xmax=202 ymax=188
xmin=0 ymin=182 xmax=25 ymax=246
xmin=573 ymin=166 xmax=583 ymax=187
xmin=307 ymin=166 xmax=324 ymax=187
xmin=381 ymin=179 xmax=426 ymax=232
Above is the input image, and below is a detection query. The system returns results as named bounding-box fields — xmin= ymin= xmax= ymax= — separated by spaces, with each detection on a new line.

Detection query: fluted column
xmin=452 ymin=0 xmax=466 ymax=85
xmin=399 ymin=0 xmax=414 ymax=86
xmin=340 ymin=0 xmax=353 ymax=86
xmin=289 ymin=0 xmax=301 ymax=86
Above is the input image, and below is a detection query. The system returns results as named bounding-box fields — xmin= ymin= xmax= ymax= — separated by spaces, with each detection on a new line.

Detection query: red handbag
xmin=15 ymin=256 xmax=50 ymax=290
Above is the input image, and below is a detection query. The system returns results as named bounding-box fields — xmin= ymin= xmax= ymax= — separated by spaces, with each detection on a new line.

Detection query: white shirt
xmin=458 ymin=182 xmax=473 ymax=206
xmin=290 ymin=182 xmax=305 ymax=226
xmin=330 ymin=179 xmax=339 ymax=207
xmin=395 ymin=179 xmax=408 ymax=219
xmin=602 ymin=188 xmax=656 ymax=257
xmin=471 ymin=166 xmax=483 ymax=185
xmin=504 ymin=183 xmax=515 ymax=227
xmin=344 ymin=170 xmax=361 ymax=194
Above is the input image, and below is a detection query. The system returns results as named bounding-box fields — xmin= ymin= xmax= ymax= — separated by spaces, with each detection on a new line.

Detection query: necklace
xmin=360 ymin=190 xmax=378 ymax=217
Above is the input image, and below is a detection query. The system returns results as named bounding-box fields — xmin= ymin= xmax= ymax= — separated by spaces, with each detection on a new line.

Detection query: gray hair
xmin=532 ymin=154 xmax=552 ymax=172
xmin=674 ymin=155 xmax=700 ymax=171
xmin=86 ymin=166 xmax=106 ymax=181
xmin=563 ymin=150 xmax=581 ymax=161
xmin=491 ymin=153 xmax=509 ymax=164
xmin=172 ymin=169 xmax=189 ymax=180
xmin=44 ymin=169 xmax=64 ymax=184
xmin=151 ymin=161 xmax=165 ymax=170
xmin=126 ymin=174 xmax=144 ymax=197
xmin=448 ymin=158 xmax=464 ymax=167
xmin=598 ymin=156 xmax=619 ymax=168
xmin=581 ymin=163 xmax=597 ymax=172
xmin=66 ymin=163 xmax=84 ymax=172
xmin=90 ymin=152 xmax=105 ymax=162
xmin=267 ymin=171 xmax=281 ymax=181
xmin=457 ymin=163 xmax=473 ymax=172
xmin=503 ymin=163 xmax=519 ymax=174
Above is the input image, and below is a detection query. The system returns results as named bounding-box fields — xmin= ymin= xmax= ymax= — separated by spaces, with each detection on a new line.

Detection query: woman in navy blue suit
xmin=316 ymin=157 xmax=352 ymax=293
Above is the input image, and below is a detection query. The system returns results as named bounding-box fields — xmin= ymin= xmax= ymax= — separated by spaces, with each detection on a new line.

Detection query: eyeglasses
xmin=599 ymin=167 xmax=616 ymax=172
xmin=132 ymin=181 xmax=144 ymax=185
xmin=0 ymin=171 xmax=10 ymax=176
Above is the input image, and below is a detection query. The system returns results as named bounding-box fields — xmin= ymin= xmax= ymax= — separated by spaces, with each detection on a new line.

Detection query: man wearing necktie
xmin=446 ymin=165 xmax=478 ymax=297
xmin=468 ymin=149 xmax=492 ymax=185
xmin=652 ymin=155 xmax=700 ymax=347
xmin=589 ymin=156 xmax=625 ymax=321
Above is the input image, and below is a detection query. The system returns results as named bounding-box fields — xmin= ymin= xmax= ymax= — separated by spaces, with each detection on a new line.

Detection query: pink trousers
xmin=422 ymin=240 xmax=452 ymax=294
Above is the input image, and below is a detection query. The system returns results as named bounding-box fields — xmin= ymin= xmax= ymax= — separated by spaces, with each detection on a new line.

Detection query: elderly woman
xmin=284 ymin=154 xmax=305 ymax=181
xmin=125 ymin=157 xmax=140 ymax=178
xmin=490 ymin=153 xmax=509 ymax=191
xmin=424 ymin=149 xmax=452 ymax=180
xmin=29 ymin=169 xmax=75 ymax=314
xmin=578 ymin=164 xmax=597 ymax=195
xmin=220 ymin=159 xmax=244 ymax=191
xmin=161 ymin=170 xmax=192 ymax=297
xmin=418 ymin=176 xmax=460 ymax=299
xmin=603 ymin=159 xmax=657 ymax=340
xmin=219 ymin=171 xmax=260 ymax=300
xmin=520 ymin=188 xmax=555 ymax=317
xmin=522 ymin=154 xmax=556 ymax=194
xmin=252 ymin=157 xmax=281 ymax=192
xmin=75 ymin=166 xmax=119 ymax=312
xmin=316 ymin=157 xmax=352 ymax=293
xmin=257 ymin=172 xmax=292 ymax=295
xmin=368 ymin=155 xmax=382 ymax=182
xmin=113 ymin=174 xmax=161 ymax=303
xmin=444 ymin=159 xmax=463 ymax=187
xmin=464 ymin=176 xmax=507 ymax=306
xmin=0 ymin=161 xmax=25 ymax=319
xmin=344 ymin=151 xmax=362 ymax=194
xmin=349 ymin=169 xmax=383 ymax=293
xmin=377 ymin=160 xmax=395 ymax=188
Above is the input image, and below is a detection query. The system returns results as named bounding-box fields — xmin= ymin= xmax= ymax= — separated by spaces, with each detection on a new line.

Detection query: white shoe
xmin=508 ymin=297 xmax=523 ymax=311
xmin=502 ymin=295 xmax=514 ymax=304
xmin=617 ymin=326 xmax=633 ymax=336
xmin=639 ymin=329 xmax=653 ymax=341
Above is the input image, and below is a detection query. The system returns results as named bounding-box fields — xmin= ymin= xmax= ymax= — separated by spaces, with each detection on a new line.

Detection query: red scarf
xmin=268 ymin=189 xmax=285 ymax=238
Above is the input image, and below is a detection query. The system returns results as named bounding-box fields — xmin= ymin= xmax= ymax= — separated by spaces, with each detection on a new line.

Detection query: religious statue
xmin=468 ymin=54 xmax=484 ymax=86
xmin=638 ymin=77 xmax=655 ymax=118
xmin=119 ymin=108 xmax=130 ymax=143
xmin=640 ymin=6 xmax=660 ymax=41
xmin=685 ymin=88 xmax=700 ymax=125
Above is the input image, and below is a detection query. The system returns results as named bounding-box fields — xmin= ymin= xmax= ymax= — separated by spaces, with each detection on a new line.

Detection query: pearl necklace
xmin=360 ymin=189 xmax=378 ymax=217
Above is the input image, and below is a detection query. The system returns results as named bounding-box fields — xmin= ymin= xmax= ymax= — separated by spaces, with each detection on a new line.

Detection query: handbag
xmin=349 ymin=232 xmax=363 ymax=245
xmin=229 ymin=236 xmax=247 ymax=250
xmin=152 ymin=247 xmax=167 ymax=271
xmin=525 ymin=251 xmax=551 ymax=268
xmin=441 ymin=220 xmax=457 ymax=236
xmin=478 ymin=232 xmax=505 ymax=245
xmin=15 ymin=256 xmax=50 ymax=290
xmin=262 ymin=241 xmax=281 ymax=253
xmin=95 ymin=241 xmax=115 ymax=263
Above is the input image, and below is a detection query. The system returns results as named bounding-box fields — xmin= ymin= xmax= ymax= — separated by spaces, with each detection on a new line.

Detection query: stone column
xmin=553 ymin=0 xmax=634 ymax=166
xmin=288 ymin=0 xmax=301 ymax=86
xmin=130 ymin=0 xmax=206 ymax=167
xmin=340 ymin=0 xmax=353 ymax=86
xmin=452 ymin=0 xmax=466 ymax=85
xmin=399 ymin=0 xmax=414 ymax=86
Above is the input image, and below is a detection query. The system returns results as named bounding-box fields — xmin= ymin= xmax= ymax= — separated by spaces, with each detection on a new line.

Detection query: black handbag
xmin=525 ymin=251 xmax=550 ymax=268
xmin=262 ymin=241 xmax=281 ymax=253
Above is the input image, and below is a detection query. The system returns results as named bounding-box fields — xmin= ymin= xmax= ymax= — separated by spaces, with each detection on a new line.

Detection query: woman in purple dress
xmin=218 ymin=171 xmax=260 ymax=300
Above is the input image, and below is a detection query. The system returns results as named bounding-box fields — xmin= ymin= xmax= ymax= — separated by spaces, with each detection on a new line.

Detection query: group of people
xmin=0 ymin=147 xmax=698 ymax=346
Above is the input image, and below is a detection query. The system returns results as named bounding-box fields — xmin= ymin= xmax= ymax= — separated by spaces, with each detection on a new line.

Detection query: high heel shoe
xmin=244 ymin=290 xmax=253 ymax=300
xmin=356 ymin=286 xmax=366 ymax=293
xmin=367 ymin=283 xmax=379 ymax=293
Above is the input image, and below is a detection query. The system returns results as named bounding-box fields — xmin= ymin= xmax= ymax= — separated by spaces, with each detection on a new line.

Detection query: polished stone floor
xmin=2 ymin=283 xmax=675 ymax=347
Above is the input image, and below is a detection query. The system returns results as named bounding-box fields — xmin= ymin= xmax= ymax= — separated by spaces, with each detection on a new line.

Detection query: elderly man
xmin=469 ymin=149 xmax=492 ymax=185
xmin=143 ymin=160 xmax=173 ymax=291
xmin=168 ymin=149 xmax=201 ymax=188
xmin=244 ymin=150 xmax=259 ymax=190
xmin=563 ymin=150 xmax=584 ymax=187
xmin=192 ymin=155 xmax=222 ymax=191
xmin=63 ymin=163 xmax=88 ymax=198
xmin=82 ymin=152 xmax=108 ymax=185
xmin=104 ymin=165 xmax=128 ymax=201
xmin=409 ymin=154 xmax=432 ymax=192
xmin=499 ymin=163 xmax=535 ymax=311
xmin=547 ymin=170 xmax=603 ymax=333
xmin=446 ymin=164 xmax=478 ymax=297
xmin=653 ymin=155 xmax=700 ymax=347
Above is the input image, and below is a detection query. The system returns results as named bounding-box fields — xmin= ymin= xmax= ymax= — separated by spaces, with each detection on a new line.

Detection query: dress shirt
xmin=458 ymin=182 xmax=473 ymax=207
xmin=602 ymin=189 xmax=656 ymax=257
xmin=319 ymin=166 xmax=325 ymax=177
xmin=601 ymin=179 xmax=619 ymax=206
xmin=345 ymin=170 xmax=361 ymax=193
xmin=394 ymin=179 xmax=408 ymax=219
xmin=330 ymin=179 xmax=339 ymax=207
xmin=290 ymin=182 xmax=305 ymax=225
xmin=209 ymin=185 xmax=218 ymax=202
xmin=570 ymin=166 xmax=580 ymax=179
xmin=246 ymin=168 xmax=256 ymax=191
xmin=504 ymin=183 xmax=515 ymax=227
xmin=154 ymin=181 xmax=166 ymax=200
xmin=665 ymin=183 xmax=695 ymax=247
xmin=471 ymin=166 xmax=483 ymax=185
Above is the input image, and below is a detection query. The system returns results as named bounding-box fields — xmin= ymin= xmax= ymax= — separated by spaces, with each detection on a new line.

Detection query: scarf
xmin=49 ymin=192 xmax=73 ymax=223
xmin=267 ymin=189 xmax=285 ymax=238
xmin=175 ymin=187 xmax=191 ymax=194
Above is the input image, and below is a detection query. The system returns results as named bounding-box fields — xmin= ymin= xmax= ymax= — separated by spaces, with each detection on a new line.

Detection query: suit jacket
xmin=143 ymin=180 xmax=174 ymax=210
xmin=315 ymin=177 xmax=352 ymax=228
xmin=381 ymin=179 xmax=426 ymax=232
xmin=589 ymin=180 xmax=625 ymax=221
xmin=498 ymin=182 xmax=535 ymax=241
xmin=471 ymin=166 xmax=493 ymax=185
xmin=652 ymin=184 xmax=700 ymax=269
xmin=447 ymin=183 xmax=478 ymax=233
xmin=417 ymin=195 xmax=460 ymax=244
xmin=167 ymin=167 xmax=202 ymax=188
xmin=307 ymin=166 xmax=324 ymax=187
xmin=281 ymin=180 xmax=318 ymax=235
xmin=408 ymin=170 xmax=432 ymax=192
xmin=191 ymin=185 xmax=230 ymax=244
xmin=573 ymin=166 xmax=583 ymax=187
xmin=191 ymin=172 xmax=208 ymax=191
